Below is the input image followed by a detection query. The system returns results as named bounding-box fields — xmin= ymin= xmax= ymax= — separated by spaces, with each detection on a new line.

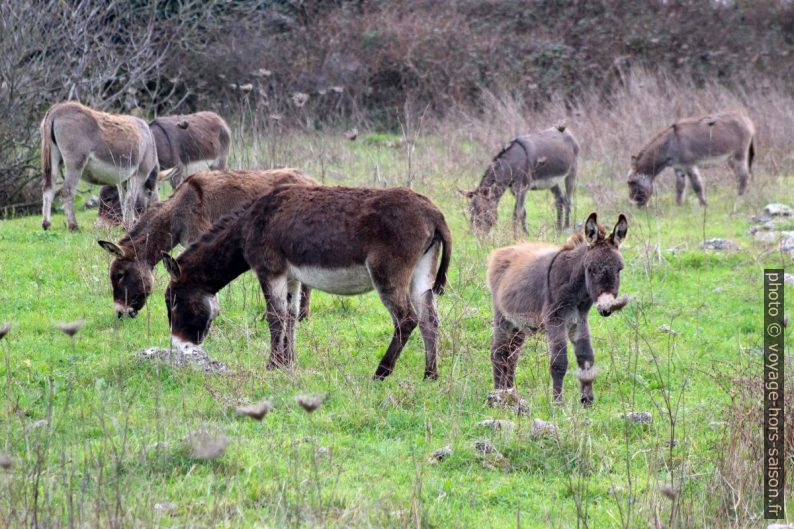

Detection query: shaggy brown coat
xmin=98 ymin=169 xmax=317 ymax=318
xmin=162 ymin=185 xmax=452 ymax=380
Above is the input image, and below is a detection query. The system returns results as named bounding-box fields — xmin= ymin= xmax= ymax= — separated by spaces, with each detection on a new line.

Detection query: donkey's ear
xmin=161 ymin=252 xmax=181 ymax=281
xmin=584 ymin=212 xmax=599 ymax=245
xmin=610 ymin=214 xmax=628 ymax=247
xmin=457 ymin=188 xmax=475 ymax=199
xmin=98 ymin=240 xmax=124 ymax=258
xmin=177 ymin=120 xmax=189 ymax=129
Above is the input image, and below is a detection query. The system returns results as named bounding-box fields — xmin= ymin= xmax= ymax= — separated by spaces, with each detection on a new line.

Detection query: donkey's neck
xmin=120 ymin=206 xmax=178 ymax=267
xmin=636 ymin=134 xmax=674 ymax=178
xmin=477 ymin=165 xmax=510 ymax=199
xmin=547 ymin=246 xmax=591 ymax=313
xmin=179 ymin=218 xmax=250 ymax=294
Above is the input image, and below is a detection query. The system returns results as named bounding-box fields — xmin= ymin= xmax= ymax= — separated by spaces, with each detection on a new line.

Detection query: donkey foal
xmin=487 ymin=213 xmax=628 ymax=405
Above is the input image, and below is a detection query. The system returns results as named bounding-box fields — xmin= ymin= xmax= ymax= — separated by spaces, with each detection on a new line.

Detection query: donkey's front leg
xmin=686 ymin=167 xmax=707 ymax=206
xmin=569 ymin=315 xmax=596 ymax=406
xmin=511 ymin=186 xmax=529 ymax=236
xmin=547 ymin=323 xmax=568 ymax=403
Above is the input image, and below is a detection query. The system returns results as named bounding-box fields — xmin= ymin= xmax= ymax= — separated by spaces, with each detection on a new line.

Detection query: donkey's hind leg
xmin=411 ymin=245 xmax=441 ymax=379
xmin=283 ymin=279 xmax=302 ymax=366
xmin=62 ymin=159 xmax=86 ymax=231
xmin=256 ymin=269 xmax=290 ymax=370
xmin=42 ymin=144 xmax=61 ymax=230
xmin=686 ymin=166 xmax=707 ymax=206
xmin=510 ymin=184 xmax=529 ymax=236
xmin=728 ymin=155 xmax=750 ymax=196
xmin=674 ymin=169 xmax=687 ymax=205
xmin=550 ymin=185 xmax=566 ymax=231
xmin=490 ymin=311 xmax=526 ymax=389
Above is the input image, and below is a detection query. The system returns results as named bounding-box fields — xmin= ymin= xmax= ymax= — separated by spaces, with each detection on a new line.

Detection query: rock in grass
xmin=785 ymin=273 xmax=794 ymax=286
xmin=427 ymin=445 xmax=452 ymax=463
xmin=83 ymin=196 xmax=101 ymax=210
xmin=531 ymin=418 xmax=559 ymax=437
xmin=699 ymin=238 xmax=738 ymax=251
xmin=295 ymin=394 xmax=325 ymax=413
xmin=485 ymin=388 xmax=529 ymax=415
xmin=56 ymin=320 xmax=84 ymax=336
xmin=0 ymin=322 xmax=9 ymax=340
xmin=658 ymin=324 xmax=678 ymax=335
xmin=0 ymin=453 xmax=12 ymax=469
xmin=235 ymin=398 xmax=274 ymax=421
xmin=137 ymin=347 xmax=228 ymax=374
xmin=764 ymin=203 xmax=793 ymax=217
xmin=153 ymin=502 xmax=177 ymax=514
xmin=474 ymin=439 xmax=499 ymax=455
xmin=767 ymin=524 xmax=794 ymax=529
xmin=621 ymin=411 xmax=652 ymax=424
xmin=478 ymin=419 xmax=515 ymax=432
xmin=186 ymin=431 xmax=229 ymax=460
xmin=660 ymin=484 xmax=679 ymax=500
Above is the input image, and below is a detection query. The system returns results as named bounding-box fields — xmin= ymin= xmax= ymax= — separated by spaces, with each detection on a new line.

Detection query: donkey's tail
xmin=748 ymin=139 xmax=755 ymax=175
xmin=40 ymin=109 xmax=56 ymax=191
xmin=432 ymin=217 xmax=452 ymax=296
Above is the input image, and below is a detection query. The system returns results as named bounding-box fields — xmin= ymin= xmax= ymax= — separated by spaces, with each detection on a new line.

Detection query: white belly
xmin=84 ymin=156 xmax=136 ymax=185
xmin=528 ymin=175 xmax=565 ymax=190
xmin=287 ymin=263 xmax=373 ymax=295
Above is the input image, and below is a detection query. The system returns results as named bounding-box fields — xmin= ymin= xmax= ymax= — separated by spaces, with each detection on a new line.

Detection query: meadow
xmin=1 ymin=82 xmax=793 ymax=527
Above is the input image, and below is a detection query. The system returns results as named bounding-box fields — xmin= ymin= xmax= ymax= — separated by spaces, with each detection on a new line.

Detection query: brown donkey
xmin=462 ymin=126 xmax=579 ymax=234
xmin=487 ymin=213 xmax=628 ymax=405
xmin=40 ymin=101 xmax=159 ymax=231
xmin=627 ymin=111 xmax=755 ymax=207
xmin=162 ymin=186 xmax=452 ymax=380
xmin=98 ymin=169 xmax=317 ymax=318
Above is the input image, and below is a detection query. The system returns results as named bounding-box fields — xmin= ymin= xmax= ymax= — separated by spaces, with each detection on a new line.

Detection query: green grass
xmin=0 ymin=139 xmax=792 ymax=528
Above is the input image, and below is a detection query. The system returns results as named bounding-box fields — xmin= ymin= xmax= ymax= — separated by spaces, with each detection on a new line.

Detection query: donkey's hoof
xmin=373 ymin=365 xmax=391 ymax=381
xmin=67 ymin=223 xmax=79 ymax=232
xmin=580 ymin=395 xmax=594 ymax=407
xmin=42 ymin=220 xmax=51 ymax=230
xmin=423 ymin=371 xmax=438 ymax=381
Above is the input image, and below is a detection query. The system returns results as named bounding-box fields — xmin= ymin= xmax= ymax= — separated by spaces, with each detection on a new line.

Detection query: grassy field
xmin=0 ymin=133 xmax=792 ymax=528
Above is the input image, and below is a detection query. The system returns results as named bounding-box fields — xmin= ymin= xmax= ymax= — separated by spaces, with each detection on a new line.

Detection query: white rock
xmin=699 ymin=238 xmax=738 ymax=251
xmin=784 ymin=273 xmax=794 ymax=286
xmin=764 ymin=203 xmax=793 ymax=217
xmin=427 ymin=445 xmax=452 ymax=463
xmin=531 ymin=418 xmax=559 ymax=437
xmin=478 ymin=419 xmax=515 ymax=432
xmin=621 ymin=411 xmax=652 ymax=424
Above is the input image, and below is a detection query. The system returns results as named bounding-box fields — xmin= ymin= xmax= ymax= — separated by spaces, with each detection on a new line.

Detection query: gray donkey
xmin=627 ymin=111 xmax=755 ymax=207
xmin=40 ymin=101 xmax=159 ymax=231
xmin=463 ymin=126 xmax=579 ymax=233
xmin=487 ymin=212 xmax=628 ymax=405
xmin=149 ymin=111 xmax=231 ymax=188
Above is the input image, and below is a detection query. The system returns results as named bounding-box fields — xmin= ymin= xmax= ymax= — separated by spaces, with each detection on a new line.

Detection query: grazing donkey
xmin=98 ymin=169 xmax=317 ymax=319
xmin=627 ymin=111 xmax=755 ymax=207
xmin=148 ymin=111 xmax=232 ymax=188
xmin=40 ymin=101 xmax=159 ymax=231
xmin=161 ymin=186 xmax=452 ymax=380
xmin=463 ymin=126 xmax=579 ymax=234
xmin=487 ymin=212 xmax=628 ymax=405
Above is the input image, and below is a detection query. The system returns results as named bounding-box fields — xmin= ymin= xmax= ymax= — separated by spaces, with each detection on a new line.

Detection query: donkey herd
xmin=36 ymin=100 xmax=757 ymax=405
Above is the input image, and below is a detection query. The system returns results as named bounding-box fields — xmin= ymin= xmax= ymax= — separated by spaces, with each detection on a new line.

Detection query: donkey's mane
xmin=633 ymin=122 xmax=676 ymax=161
xmin=119 ymin=201 xmax=168 ymax=245
xmin=182 ymin=199 xmax=256 ymax=255
xmin=561 ymin=225 xmax=606 ymax=250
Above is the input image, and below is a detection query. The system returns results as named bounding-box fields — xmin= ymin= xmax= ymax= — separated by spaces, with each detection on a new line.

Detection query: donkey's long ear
xmin=161 ymin=252 xmax=181 ymax=281
xmin=610 ymin=214 xmax=628 ymax=247
xmin=456 ymin=188 xmax=475 ymax=199
xmin=98 ymin=240 xmax=124 ymax=258
xmin=584 ymin=212 xmax=599 ymax=245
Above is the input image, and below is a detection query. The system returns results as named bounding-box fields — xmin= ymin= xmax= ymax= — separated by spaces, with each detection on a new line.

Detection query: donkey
xmin=148 ymin=111 xmax=232 ymax=189
xmin=98 ymin=169 xmax=317 ymax=319
xmin=462 ymin=126 xmax=579 ymax=234
xmin=487 ymin=212 xmax=628 ymax=405
xmin=40 ymin=101 xmax=159 ymax=231
xmin=161 ymin=185 xmax=452 ymax=380
xmin=627 ymin=111 xmax=755 ymax=207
